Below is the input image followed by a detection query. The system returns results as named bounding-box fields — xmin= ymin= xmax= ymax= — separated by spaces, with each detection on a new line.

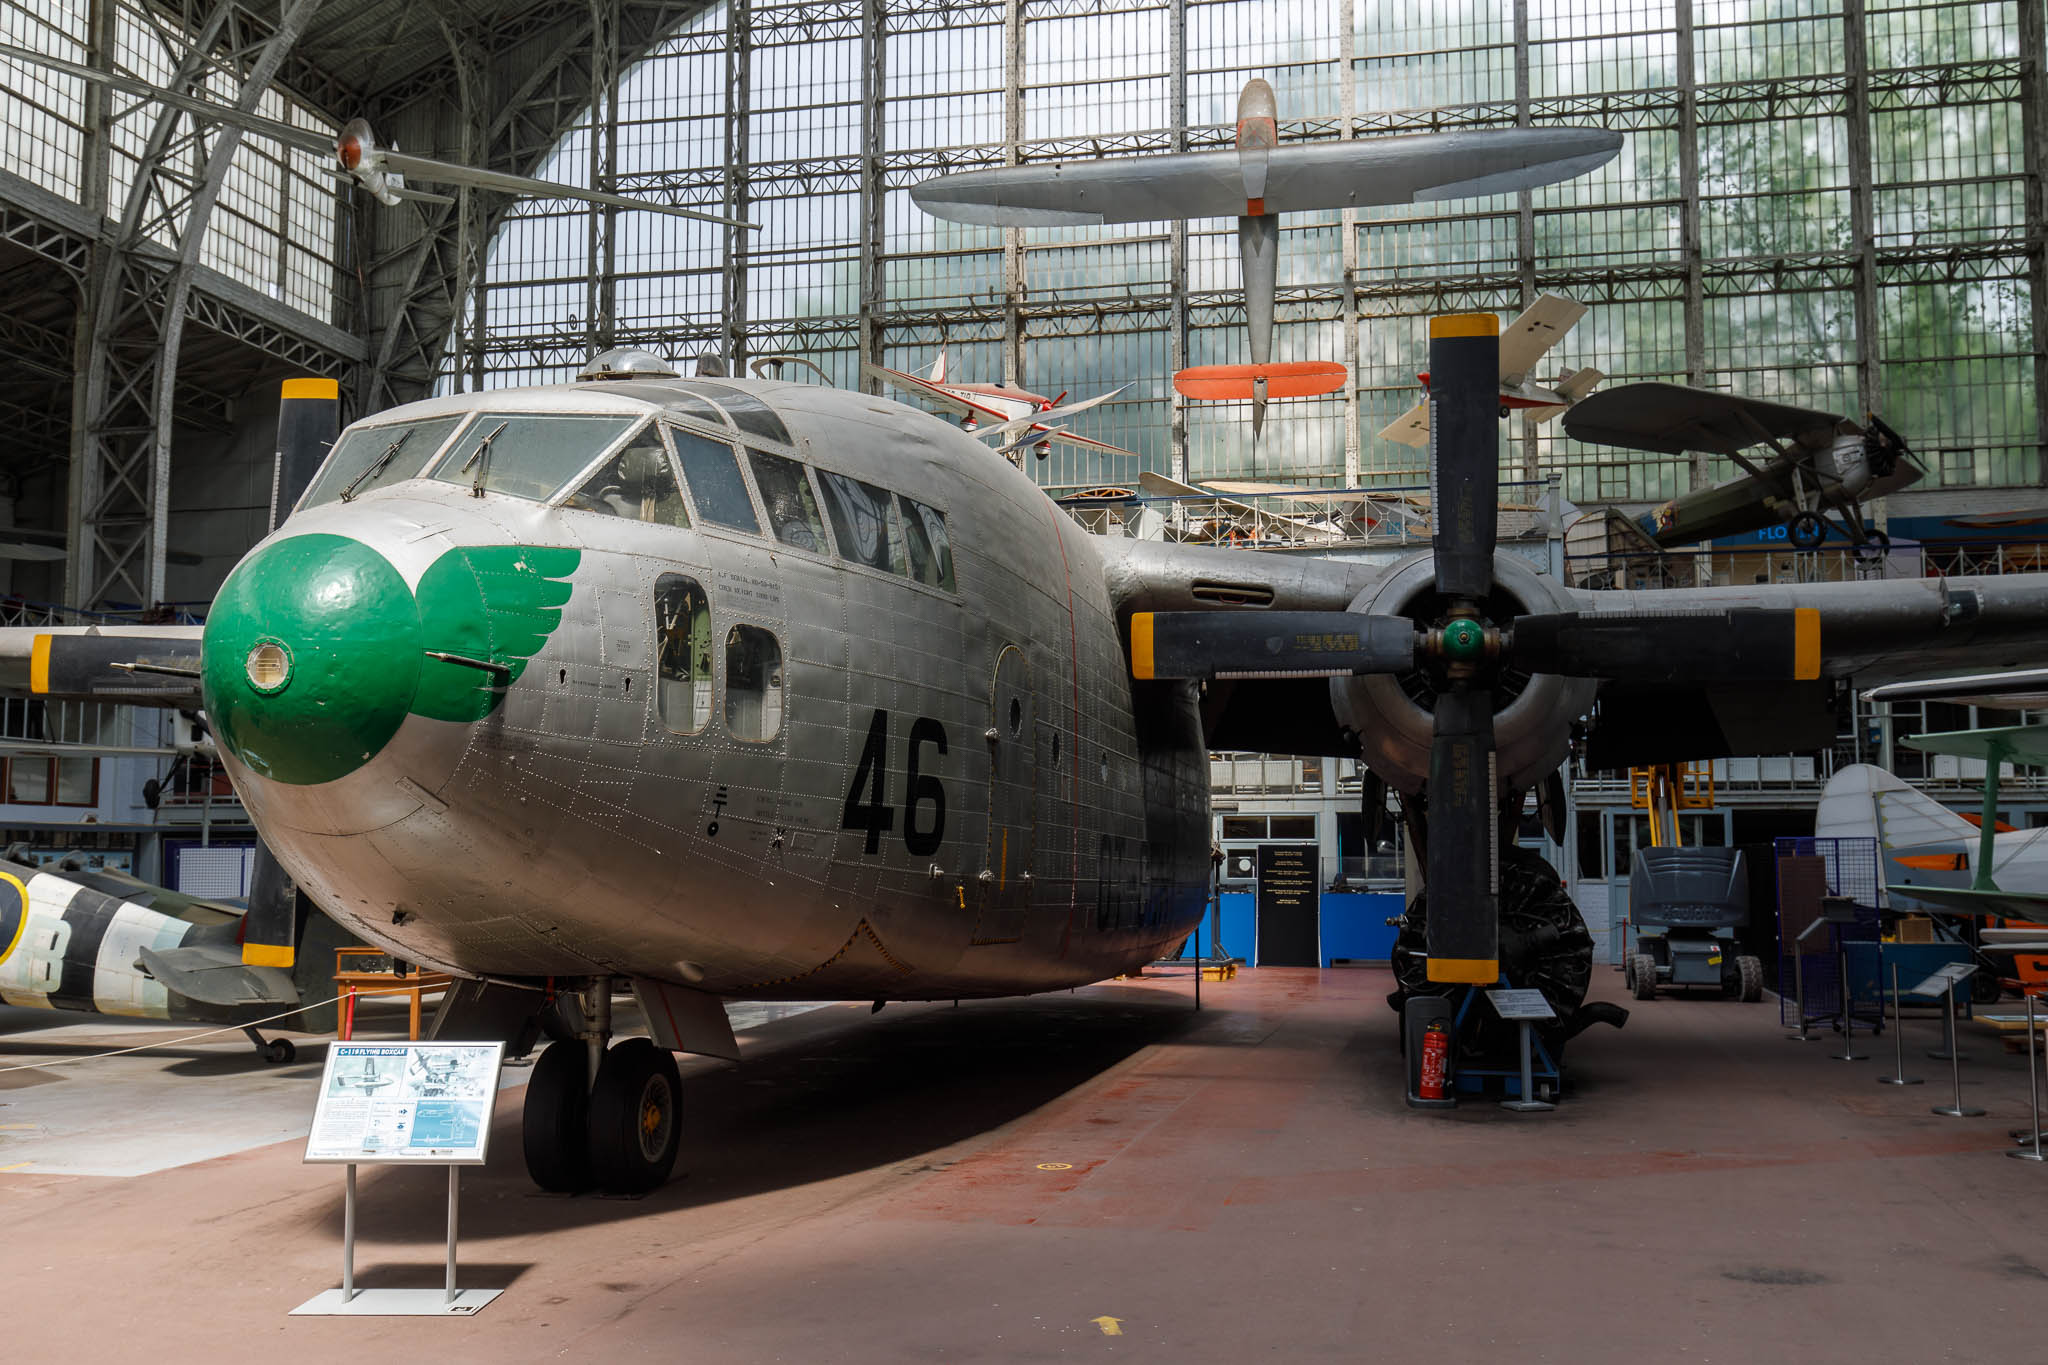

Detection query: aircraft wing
xmin=1885 ymin=884 xmax=2048 ymax=921
xmin=861 ymin=361 xmax=1005 ymax=423
xmin=1563 ymin=382 xmax=1849 ymax=456
xmin=1038 ymin=428 xmax=1136 ymax=458
xmin=1864 ymin=668 xmax=2048 ymax=710
xmin=1498 ymin=294 xmax=1587 ymax=385
xmin=1378 ymin=399 xmax=1432 ymax=448
xmin=913 ymin=128 xmax=1622 ymax=226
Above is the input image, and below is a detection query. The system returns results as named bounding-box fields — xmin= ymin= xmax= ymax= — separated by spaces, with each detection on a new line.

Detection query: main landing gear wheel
xmin=587 ymin=1037 xmax=683 ymax=1195
xmin=1856 ymin=529 xmax=1891 ymax=559
xmin=523 ymin=1041 xmax=591 ymax=1193
xmin=264 ymin=1038 xmax=296 ymax=1064
xmin=1630 ymin=953 xmax=1658 ymax=1001
xmin=1788 ymin=510 xmax=1826 ymax=548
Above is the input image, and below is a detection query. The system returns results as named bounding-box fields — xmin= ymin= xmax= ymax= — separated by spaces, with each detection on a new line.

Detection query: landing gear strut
xmin=521 ymin=978 xmax=684 ymax=1195
xmin=243 ymin=1026 xmax=296 ymax=1064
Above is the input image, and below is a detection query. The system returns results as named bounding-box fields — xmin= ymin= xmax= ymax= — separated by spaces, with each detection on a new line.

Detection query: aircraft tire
xmin=263 ymin=1038 xmax=296 ymax=1065
xmin=587 ymin=1037 xmax=683 ymax=1196
xmin=523 ymin=1041 xmax=591 ymax=1193
xmin=1788 ymin=511 xmax=1826 ymax=548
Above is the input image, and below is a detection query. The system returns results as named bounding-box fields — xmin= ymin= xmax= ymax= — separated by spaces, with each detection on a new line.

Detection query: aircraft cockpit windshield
xmin=428 ymin=412 xmax=640 ymax=500
xmin=299 ymin=414 xmax=466 ymax=508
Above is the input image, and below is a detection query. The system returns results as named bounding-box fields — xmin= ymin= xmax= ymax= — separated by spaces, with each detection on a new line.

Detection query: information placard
xmin=1486 ymin=988 xmax=1557 ymax=1021
xmin=1907 ymin=961 xmax=1978 ymax=999
xmin=306 ymin=1042 xmax=505 ymax=1165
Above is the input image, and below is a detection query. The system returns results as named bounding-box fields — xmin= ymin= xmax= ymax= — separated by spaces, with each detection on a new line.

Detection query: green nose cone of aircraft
xmin=201 ymin=533 xmax=422 ymax=787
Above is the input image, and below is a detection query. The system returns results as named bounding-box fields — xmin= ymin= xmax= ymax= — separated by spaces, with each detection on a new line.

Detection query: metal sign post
xmin=2009 ymin=994 xmax=2045 ymax=1163
xmin=1877 ymin=962 xmax=1922 ymax=1087
xmin=1487 ymin=988 xmax=1557 ymax=1113
xmin=1787 ymin=919 xmax=1826 ymax=1042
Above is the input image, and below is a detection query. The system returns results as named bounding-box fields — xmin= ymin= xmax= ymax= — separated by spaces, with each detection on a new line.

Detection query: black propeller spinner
xmin=1132 ymin=312 xmax=1821 ymax=986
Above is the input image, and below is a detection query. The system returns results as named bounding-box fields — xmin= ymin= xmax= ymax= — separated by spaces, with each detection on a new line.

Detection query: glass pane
xmin=671 ymin=428 xmax=761 ymax=532
xmin=725 ymin=625 xmax=784 ymax=743
xmin=1220 ymin=816 xmax=1266 ymax=840
xmin=9 ymin=759 xmax=49 ymax=804
xmin=55 ymin=757 xmax=93 ymax=805
xmin=747 ymin=451 xmax=828 ymax=552
xmin=431 ymin=413 xmax=638 ymax=501
xmin=898 ymin=496 xmax=956 ymax=591
xmin=1270 ymin=815 xmax=1316 ymax=840
xmin=301 ymin=415 xmax=466 ymax=508
xmin=563 ymin=423 xmax=689 ymax=526
xmin=655 ymin=574 xmax=713 ymax=735
xmin=666 ymin=395 xmax=726 ymax=425
xmin=817 ymin=470 xmax=902 ymax=573
xmin=677 ymin=381 xmax=793 ymax=444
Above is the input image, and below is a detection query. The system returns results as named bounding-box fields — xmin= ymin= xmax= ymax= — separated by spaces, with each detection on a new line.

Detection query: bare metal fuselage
xmin=220 ymin=380 xmax=1211 ymax=1000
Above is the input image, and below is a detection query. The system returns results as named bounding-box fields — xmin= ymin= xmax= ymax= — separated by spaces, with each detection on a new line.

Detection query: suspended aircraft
xmin=1563 ymin=382 xmax=1919 ymax=550
xmin=1378 ymin=293 xmax=1605 ymax=446
xmin=860 ymin=352 xmax=1135 ymax=463
xmin=912 ymin=79 xmax=1624 ymax=435
xmin=10 ymin=324 xmax=2048 ymax=1194
xmin=0 ymin=41 xmax=754 ymax=228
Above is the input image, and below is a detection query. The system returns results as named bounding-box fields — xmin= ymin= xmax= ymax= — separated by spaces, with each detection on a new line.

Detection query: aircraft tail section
xmin=1816 ymin=763 xmax=1979 ymax=872
xmin=1556 ymin=366 xmax=1605 ymax=401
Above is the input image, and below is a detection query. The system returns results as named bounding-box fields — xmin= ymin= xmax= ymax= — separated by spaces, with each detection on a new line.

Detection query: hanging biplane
xmin=1563 ymin=382 xmax=1920 ymax=550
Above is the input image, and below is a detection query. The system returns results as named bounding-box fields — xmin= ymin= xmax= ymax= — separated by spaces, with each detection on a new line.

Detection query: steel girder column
xmin=436 ymin=19 xmax=492 ymax=394
xmin=1168 ymin=0 xmax=1188 ymax=482
xmin=1843 ymin=0 xmax=1882 ymax=419
xmin=1001 ymin=0 xmax=1024 ymax=388
xmin=1676 ymin=0 xmax=1709 ymax=492
xmin=722 ymin=0 xmax=752 ymax=373
xmin=68 ymin=0 xmax=322 ymax=609
xmin=2021 ymin=0 xmax=2048 ymax=485
xmin=1336 ymin=0 xmax=1358 ymax=486
xmin=586 ymin=0 xmax=622 ymax=357
xmin=1513 ymin=0 xmax=1538 ymax=481
xmin=857 ymin=0 xmax=887 ymax=392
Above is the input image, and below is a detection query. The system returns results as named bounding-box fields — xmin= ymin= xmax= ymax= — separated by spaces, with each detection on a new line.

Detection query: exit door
xmin=973 ymin=645 xmax=1036 ymax=943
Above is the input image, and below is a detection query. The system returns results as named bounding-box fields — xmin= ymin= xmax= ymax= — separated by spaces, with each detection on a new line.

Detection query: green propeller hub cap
xmin=1441 ymin=617 xmax=1487 ymax=661
xmin=202 ymin=533 xmax=423 ymax=787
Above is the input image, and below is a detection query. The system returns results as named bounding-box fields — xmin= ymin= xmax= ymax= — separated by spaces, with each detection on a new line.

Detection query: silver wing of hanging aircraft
xmin=911 ymin=127 xmax=1624 ymax=226
xmin=0 ymin=41 xmax=755 ymax=227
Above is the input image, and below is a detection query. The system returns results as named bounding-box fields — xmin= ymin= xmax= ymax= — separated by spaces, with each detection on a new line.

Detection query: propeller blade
xmin=1424 ymin=687 xmax=1499 ymax=983
xmin=1509 ymin=607 xmax=1820 ymax=683
xmin=1129 ymin=611 xmax=1415 ymax=681
xmin=1428 ymin=313 xmax=1501 ymax=599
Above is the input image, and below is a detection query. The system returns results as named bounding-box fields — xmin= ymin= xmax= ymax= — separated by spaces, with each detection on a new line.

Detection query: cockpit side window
xmin=563 ymin=422 xmax=689 ymax=526
xmin=655 ymin=575 xmax=713 ymax=735
xmin=746 ymin=450 xmax=829 ymax=553
xmin=671 ymin=381 xmax=793 ymax=445
xmin=816 ymin=469 xmax=902 ymax=574
xmin=430 ymin=413 xmax=639 ymax=501
xmin=898 ymin=495 xmax=956 ymax=592
xmin=300 ymin=414 xmax=466 ymax=509
xmin=725 ymin=625 xmax=784 ymax=743
xmin=670 ymin=426 xmax=762 ymax=533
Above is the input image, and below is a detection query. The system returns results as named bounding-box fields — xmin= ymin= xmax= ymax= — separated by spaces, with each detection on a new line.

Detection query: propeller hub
xmin=1441 ymin=617 xmax=1487 ymax=662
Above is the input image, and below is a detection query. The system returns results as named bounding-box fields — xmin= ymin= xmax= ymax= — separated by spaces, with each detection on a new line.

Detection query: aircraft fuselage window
xmin=655 ymin=575 xmax=713 ymax=735
xmin=725 ymin=625 xmax=784 ymax=743
xmin=430 ymin=412 xmax=638 ymax=501
xmin=816 ymin=469 xmax=902 ymax=574
xmin=898 ymin=495 xmax=956 ymax=591
xmin=564 ymin=423 xmax=690 ymax=526
xmin=747 ymin=450 xmax=829 ymax=552
xmin=674 ymin=381 xmax=794 ymax=446
xmin=301 ymin=414 xmax=465 ymax=508
xmin=671 ymin=427 xmax=762 ymax=533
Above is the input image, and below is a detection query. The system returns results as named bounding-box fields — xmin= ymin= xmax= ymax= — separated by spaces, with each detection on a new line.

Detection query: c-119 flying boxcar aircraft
xmin=1563 ymin=381 xmax=1920 ymax=550
xmin=16 ymin=335 xmax=2048 ymax=1196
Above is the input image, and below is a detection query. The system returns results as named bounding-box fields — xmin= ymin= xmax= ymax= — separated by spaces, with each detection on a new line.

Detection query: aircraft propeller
xmin=1130 ymin=313 xmax=1821 ymax=983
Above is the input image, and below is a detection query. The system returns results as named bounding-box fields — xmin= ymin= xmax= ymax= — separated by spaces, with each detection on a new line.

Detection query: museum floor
xmin=1 ymin=966 xmax=2042 ymax=1362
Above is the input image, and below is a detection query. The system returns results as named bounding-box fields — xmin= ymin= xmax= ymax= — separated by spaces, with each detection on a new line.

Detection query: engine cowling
xmin=1329 ymin=550 xmax=1595 ymax=794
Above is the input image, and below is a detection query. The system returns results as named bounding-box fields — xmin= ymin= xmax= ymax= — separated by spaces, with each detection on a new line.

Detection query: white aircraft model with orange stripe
xmin=1378 ymin=293 xmax=1606 ymax=446
xmin=860 ymin=353 xmax=1135 ymax=462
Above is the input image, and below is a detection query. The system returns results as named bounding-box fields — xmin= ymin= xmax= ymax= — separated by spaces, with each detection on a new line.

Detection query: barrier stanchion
xmin=1788 ymin=920 xmax=1825 ymax=1042
xmin=2008 ymin=994 xmax=2045 ymax=1162
xmin=1877 ymin=962 xmax=1922 ymax=1087
xmin=1931 ymin=973 xmax=1986 ymax=1118
xmin=1834 ymin=939 xmax=1866 ymax=1062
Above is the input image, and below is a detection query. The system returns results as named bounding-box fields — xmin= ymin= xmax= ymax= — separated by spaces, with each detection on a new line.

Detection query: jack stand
xmin=1499 ymin=1019 xmax=1555 ymax=1113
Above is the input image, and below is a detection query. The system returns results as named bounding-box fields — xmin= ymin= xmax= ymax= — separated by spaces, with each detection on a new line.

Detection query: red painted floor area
xmin=3 ymin=966 xmax=2045 ymax=1363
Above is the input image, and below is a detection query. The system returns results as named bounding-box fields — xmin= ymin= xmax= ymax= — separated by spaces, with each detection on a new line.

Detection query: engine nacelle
xmin=1329 ymin=550 xmax=1595 ymax=794
xmin=1818 ymin=430 xmax=1871 ymax=496
xmin=336 ymin=117 xmax=405 ymax=208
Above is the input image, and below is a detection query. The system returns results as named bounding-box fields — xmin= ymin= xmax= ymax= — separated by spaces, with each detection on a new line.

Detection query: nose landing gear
xmin=520 ymin=979 xmax=684 ymax=1195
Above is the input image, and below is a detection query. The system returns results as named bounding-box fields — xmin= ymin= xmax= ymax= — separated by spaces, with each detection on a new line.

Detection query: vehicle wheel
xmin=1789 ymin=510 xmax=1826 ymax=548
xmin=1630 ymin=954 xmax=1658 ymax=1000
xmin=263 ymin=1038 xmax=296 ymax=1065
xmin=587 ymin=1037 xmax=683 ymax=1196
xmin=1972 ymin=969 xmax=2004 ymax=1006
xmin=523 ymin=1040 xmax=591 ymax=1193
xmin=1738 ymin=955 xmax=1764 ymax=1003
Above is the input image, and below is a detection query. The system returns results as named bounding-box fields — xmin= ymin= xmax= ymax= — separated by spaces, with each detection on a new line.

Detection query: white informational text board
xmin=305 ymin=1041 xmax=505 ymax=1165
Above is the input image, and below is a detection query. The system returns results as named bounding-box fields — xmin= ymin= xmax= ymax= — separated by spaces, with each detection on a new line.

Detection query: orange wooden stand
xmin=333 ymin=947 xmax=454 ymax=1041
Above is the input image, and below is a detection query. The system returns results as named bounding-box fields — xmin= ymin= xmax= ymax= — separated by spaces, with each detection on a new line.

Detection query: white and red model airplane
xmin=1378 ymin=293 xmax=1605 ymax=446
xmin=860 ymin=353 xmax=1135 ymax=462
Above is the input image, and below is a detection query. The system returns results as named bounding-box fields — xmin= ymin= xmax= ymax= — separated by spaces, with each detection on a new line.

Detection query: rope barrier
xmin=0 ymin=991 xmax=352 ymax=1075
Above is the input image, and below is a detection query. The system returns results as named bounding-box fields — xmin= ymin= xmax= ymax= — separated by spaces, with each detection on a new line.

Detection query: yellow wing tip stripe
xmin=280 ymin=377 xmax=338 ymax=400
xmin=1793 ymin=607 xmax=1821 ymax=680
xmin=1430 ymin=313 xmax=1501 ymax=339
xmin=242 ymin=942 xmax=295 ymax=968
xmin=28 ymin=635 xmax=50 ymax=695
xmin=1130 ymin=613 xmax=1156 ymax=680
xmin=1426 ymin=957 xmax=1499 ymax=984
